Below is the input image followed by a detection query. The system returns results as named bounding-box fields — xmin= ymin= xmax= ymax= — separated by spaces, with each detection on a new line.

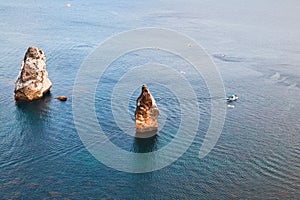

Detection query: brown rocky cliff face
xmin=14 ymin=46 xmax=52 ymax=101
xmin=135 ymin=85 xmax=159 ymax=132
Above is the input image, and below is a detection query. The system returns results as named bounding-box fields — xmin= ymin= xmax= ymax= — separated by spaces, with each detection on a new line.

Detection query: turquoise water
xmin=1 ymin=0 xmax=300 ymax=199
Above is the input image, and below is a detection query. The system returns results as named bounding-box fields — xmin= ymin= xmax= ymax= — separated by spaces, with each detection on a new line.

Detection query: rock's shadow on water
xmin=15 ymin=92 xmax=52 ymax=135
xmin=132 ymin=134 xmax=158 ymax=153
xmin=15 ymin=92 xmax=52 ymax=114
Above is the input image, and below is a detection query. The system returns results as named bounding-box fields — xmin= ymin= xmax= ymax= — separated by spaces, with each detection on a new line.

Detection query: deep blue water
xmin=0 ymin=0 xmax=300 ymax=199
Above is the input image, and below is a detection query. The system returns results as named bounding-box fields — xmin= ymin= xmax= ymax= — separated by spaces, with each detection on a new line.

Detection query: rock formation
xmin=14 ymin=46 xmax=52 ymax=101
xmin=135 ymin=85 xmax=159 ymax=132
xmin=55 ymin=96 xmax=67 ymax=101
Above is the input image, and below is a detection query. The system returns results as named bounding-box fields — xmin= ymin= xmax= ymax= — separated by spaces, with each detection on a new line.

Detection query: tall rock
xmin=14 ymin=46 xmax=52 ymax=101
xmin=135 ymin=85 xmax=159 ymax=132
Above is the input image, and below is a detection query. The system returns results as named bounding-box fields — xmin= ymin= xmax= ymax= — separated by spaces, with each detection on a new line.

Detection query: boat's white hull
xmin=227 ymin=95 xmax=238 ymax=101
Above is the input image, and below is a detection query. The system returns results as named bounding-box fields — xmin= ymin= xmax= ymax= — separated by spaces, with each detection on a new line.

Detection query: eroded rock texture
xmin=135 ymin=85 xmax=159 ymax=132
xmin=14 ymin=46 xmax=52 ymax=101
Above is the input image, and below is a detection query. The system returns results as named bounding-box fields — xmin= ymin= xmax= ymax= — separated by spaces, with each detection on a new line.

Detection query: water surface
xmin=0 ymin=0 xmax=299 ymax=199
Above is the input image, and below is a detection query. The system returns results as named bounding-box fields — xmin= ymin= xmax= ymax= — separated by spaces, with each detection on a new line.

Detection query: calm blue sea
xmin=0 ymin=0 xmax=300 ymax=199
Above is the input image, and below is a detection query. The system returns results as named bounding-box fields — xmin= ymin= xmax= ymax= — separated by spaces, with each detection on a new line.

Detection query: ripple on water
xmin=250 ymin=150 xmax=299 ymax=191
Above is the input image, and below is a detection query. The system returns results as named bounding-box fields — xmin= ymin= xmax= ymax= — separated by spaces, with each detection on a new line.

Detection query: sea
xmin=0 ymin=0 xmax=299 ymax=199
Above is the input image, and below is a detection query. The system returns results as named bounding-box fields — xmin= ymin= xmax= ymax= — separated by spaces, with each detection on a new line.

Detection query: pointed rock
xmin=135 ymin=84 xmax=159 ymax=132
xmin=14 ymin=46 xmax=52 ymax=101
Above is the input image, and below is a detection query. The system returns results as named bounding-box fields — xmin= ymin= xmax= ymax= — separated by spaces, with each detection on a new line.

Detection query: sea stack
xmin=135 ymin=84 xmax=159 ymax=132
xmin=14 ymin=46 xmax=52 ymax=101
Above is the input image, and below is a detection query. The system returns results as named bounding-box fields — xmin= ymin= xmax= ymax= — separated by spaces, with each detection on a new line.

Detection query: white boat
xmin=227 ymin=93 xmax=238 ymax=101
